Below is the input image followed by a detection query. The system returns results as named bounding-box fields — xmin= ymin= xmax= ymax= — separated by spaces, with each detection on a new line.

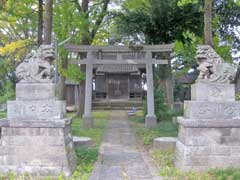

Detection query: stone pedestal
xmin=73 ymin=136 xmax=92 ymax=148
xmin=174 ymin=82 xmax=240 ymax=172
xmin=154 ymin=137 xmax=177 ymax=151
xmin=0 ymin=83 xmax=77 ymax=176
xmin=145 ymin=115 xmax=157 ymax=128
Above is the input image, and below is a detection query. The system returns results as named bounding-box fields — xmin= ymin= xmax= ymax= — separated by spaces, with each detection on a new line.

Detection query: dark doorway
xmin=108 ymin=74 xmax=129 ymax=99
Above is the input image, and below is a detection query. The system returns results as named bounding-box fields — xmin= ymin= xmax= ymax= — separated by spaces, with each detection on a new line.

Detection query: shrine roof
xmin=175 ymin=70 xmax=199 ymax=84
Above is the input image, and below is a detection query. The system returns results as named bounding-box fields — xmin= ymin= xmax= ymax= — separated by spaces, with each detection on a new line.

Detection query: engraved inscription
xmin=192 ymin=104 xmax=217 ymax=119
xmin=209 ymin=86 xmax=223 ymax=99
xmin=222 ymin=104 xmax=238 ymax=117
xmin=198 ymin=104 xmax=213 ymax=115
xmin=41 ymin=104 xmax=53 ymax=113
xmin=29 ymin=105 xmax=36 ymax=112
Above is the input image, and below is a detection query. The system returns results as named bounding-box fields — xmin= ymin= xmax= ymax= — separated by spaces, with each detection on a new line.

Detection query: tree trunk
xmin=76 ymin=0 xmax=89 ymax=117
xmin=43 ymin=0 xmax=53 ymax=45
xmin=74 ymin=0 xmax=110 ymax=117
xmin=77 ymin=65 xmax=86 ymax=116
xmin=59 ymin=55 xmax=68 ymax=100
xmin=204 ymin=0 xmax=214 ymax=47
xmin=156 ymin=53 xmax=173 ymax=107
xmin=37 ymin=0 xmax=43 ymax=46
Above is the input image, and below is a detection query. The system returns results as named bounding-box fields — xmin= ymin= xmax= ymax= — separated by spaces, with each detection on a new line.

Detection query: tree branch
xmin=91 ymin=0 xmax=110 ymax=40
xmin=73 ymin=0 xmax=89 ymax=13
xmin=73 ymin=0 xmax=82 ymax=12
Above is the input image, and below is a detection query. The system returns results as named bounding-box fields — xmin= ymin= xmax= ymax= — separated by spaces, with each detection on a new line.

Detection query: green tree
xmin=43 ymin=0 xmax=54 ymax=45
xmin=53 ymin=1 xmax=85 ymax=100
xmin=204 ymin=0 xmax=214 ymax=46
xmin=0 ymin=0 xmax=39 ymax=102
xmin=38 ymin=0 xmax=43 ymax=46
xmin=70 ymin=0 xmax=111 ymax=116
xmin=178 ymin=0 xmax=240 ymax=49
xmin=215 ymin=0 xmax=240 ymax=50
xmin=116 ymin=0 xmax=204 ymax=44
xmin=0 ymin=0 xmax=38 ymax=85
xmin=116 ymin=0 xmax=204 ymax=105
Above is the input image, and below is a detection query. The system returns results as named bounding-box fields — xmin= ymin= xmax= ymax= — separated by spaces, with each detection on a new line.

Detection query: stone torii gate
xmin=65 ymin=44 xmax=173 ymax=128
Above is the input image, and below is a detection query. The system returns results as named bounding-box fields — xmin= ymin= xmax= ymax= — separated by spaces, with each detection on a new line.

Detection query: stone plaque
xmin=7 ymin=100 xmax=65 ymax=120
xmin=184 ymin=101 xmax=240 ymax=119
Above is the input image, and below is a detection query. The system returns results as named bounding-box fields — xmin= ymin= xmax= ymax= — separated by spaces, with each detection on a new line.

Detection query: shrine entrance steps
xmin=92 ymin=99 xmax=143 ymax=110
xmin=89 ymin=110 xmax=162 ymax=180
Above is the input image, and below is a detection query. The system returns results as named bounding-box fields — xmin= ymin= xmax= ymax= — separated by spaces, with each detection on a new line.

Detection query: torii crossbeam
xmin=65 ymin=44 xmax=174 ymax=128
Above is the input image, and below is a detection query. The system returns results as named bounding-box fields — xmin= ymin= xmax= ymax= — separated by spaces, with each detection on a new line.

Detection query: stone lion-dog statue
xmin=196 ymin=45 xmax=237 ymax=83
xmin=16 ymin=45 xmax=55 ymax=83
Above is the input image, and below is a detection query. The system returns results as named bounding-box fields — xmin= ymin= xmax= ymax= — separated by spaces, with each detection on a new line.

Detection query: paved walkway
xmin=89 ymin=110 xmax=162 ymax=180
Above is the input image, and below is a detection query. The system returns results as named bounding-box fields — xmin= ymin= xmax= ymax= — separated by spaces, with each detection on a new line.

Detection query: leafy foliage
xmin=0 ymin=80 xmax=15 ymax=104
xmin=177 ymin=0 xmax=240 ymax=50
xmin=154 ymin=89 xmax=172 ymax=121
xmin=116 ymin=0 xmax=204 ymax=44
xmin=174 ymin=31 xmax=203 ymax=75
xmin=215 ymin=0 xmax=240 ymax=50
xmin=61 ymin=64 xmax=85 ymax=83
xmin=214 ymin=39 xmax=232 ymax=63
xmin=177 ymin=0 xmax=198 ymax=7
xmin=144 ymin=88 xmax=171 ymax=122
xmin=0 ymin=112 xmax=6 ymax=119
xmin=0 ymin=0 xmax=38 ymax=95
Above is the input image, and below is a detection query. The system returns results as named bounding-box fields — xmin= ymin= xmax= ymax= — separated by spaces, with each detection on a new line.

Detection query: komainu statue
xmin=16 ymin=45 xmax=55 ymax=83
xmin=196 ymin=45 xmax=237 ymax=83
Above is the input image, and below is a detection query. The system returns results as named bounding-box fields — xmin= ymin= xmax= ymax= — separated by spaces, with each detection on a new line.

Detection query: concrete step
xmin=92 ymin=100 xmax=143 ymax=110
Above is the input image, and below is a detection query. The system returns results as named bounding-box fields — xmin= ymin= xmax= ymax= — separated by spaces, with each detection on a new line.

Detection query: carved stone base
xmin=175 ymin=119 xmax=240 ymax=172
xmin=1 ymin=82 xmax=77 ymax=176
xmin=145 ymin=114 xmax=157 ymax=128
xmin=175 ymin=82 xmax=240 ymax=172
xmin=0 ymin=119 xmax=77 ymax=177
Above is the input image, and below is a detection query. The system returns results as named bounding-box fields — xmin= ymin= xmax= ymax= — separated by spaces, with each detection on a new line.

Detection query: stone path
xmin=89 ymin=110 xmax=162 ymax=180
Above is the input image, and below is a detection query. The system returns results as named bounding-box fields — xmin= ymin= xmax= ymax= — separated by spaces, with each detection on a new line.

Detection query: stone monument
xmin=174 ymin=45 xmax=239 ymax=171
xmin=0 ymin=45 xmax=77 ymax=176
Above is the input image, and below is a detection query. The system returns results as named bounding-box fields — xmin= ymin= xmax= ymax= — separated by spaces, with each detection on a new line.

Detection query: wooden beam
xmin=71 ymin=59 xmax=87 ymax=64
xmin=71 ymin=59 xmax=168 ymax=65
xmin=152 ymin=60 xmax=168 ymax=64
xmin=65 ymin=44 xmax=174 ymax=53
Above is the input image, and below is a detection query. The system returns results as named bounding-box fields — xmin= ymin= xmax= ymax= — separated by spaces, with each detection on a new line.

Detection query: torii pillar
xmin=82 ymin=51 xmax=94 ymax=128
xmin=145 ymin=52 xmax=157 ymax=128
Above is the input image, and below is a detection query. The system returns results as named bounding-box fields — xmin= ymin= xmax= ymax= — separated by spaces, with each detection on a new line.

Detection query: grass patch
xmin=129 ymin=110 xmax=178 ymax=145
xmin=69 ymin=110 xmax=110 ymax=180
xmin=151 ymin=149 xmax=240 ymax=180
xmin=0 ymin=111 xmax=6 ymax=119
xmin=71 ymin=111 xmax=109 ymax=146
xmin=71 ymin=147 xmax=99 ymax=180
